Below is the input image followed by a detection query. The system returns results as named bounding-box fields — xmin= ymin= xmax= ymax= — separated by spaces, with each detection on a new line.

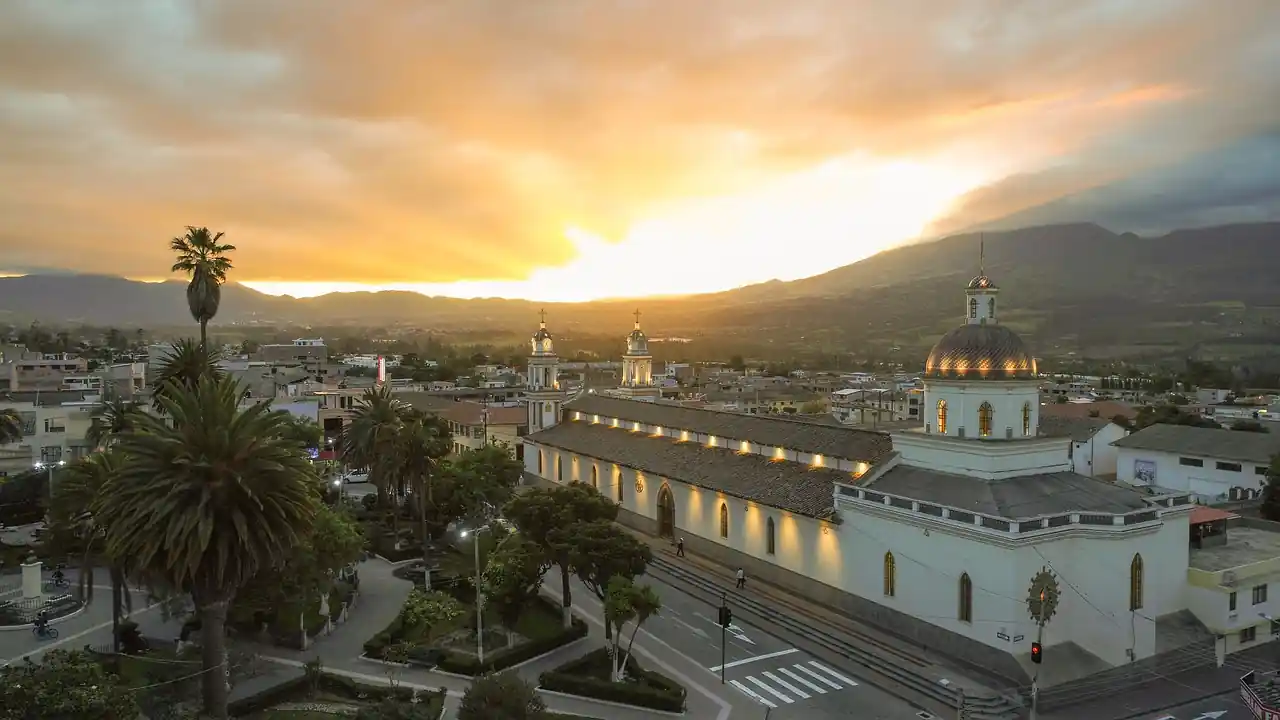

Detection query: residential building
xmin=0 ymin=390 xmax=98 ymax=476
xmin=1114 ymin=424 xmax=1280 ymax=502
xmin=256 ymin=338 xmax=339 ymax=384
xmin=2 ymin=352 xmax=89 ymax=391
xmin=1185 ymin=510 xmax=1280 ymax=656
xmin=440 ymin=402 xmax=527 ymax=458
xmin=1038 ymin=415 xmax=1129 ymax=478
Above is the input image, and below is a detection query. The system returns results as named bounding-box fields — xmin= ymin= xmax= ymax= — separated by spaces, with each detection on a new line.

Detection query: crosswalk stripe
xmin=808 ymin=661 xmax=859 ymax=687
xmin=747 ymin=675 xmax=794 ymax=704
xmin=729 ymin=679 xmax=777 ymax=708
xmin=779 ymin=666 xmax=827 ymax=694
xmin=795 ymin=663 xmax=843 ymax=689
xmin=763 ymin=670 xmax=810 ymax=699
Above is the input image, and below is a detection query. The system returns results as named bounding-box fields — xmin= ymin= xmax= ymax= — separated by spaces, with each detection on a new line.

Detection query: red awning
xmin=317 ymin=450 xmax=337 ymax=461
xmin=1190 ymin=507 xmax=1238 ymax=525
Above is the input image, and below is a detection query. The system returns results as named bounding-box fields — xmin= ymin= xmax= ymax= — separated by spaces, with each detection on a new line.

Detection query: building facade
xmin=1114 ymin=423 xmax=1280 ymax=501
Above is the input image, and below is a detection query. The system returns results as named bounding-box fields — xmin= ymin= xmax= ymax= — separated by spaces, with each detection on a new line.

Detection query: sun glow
xmin=242 ymin=154 xmax=993 ymax=302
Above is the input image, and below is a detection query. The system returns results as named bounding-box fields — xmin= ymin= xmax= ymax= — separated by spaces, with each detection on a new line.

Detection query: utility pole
xmin=1026 ymin=567 xmax=1058 ymax=720
xmin=1030 ymin=594 xmax=1045 ymax=720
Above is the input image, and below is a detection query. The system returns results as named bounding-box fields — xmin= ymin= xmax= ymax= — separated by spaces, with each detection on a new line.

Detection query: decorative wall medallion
xmin=1026 ymin=567 xmax=1061 ymax=624
xmin=634 ymin=478 xmax=645 ymax=493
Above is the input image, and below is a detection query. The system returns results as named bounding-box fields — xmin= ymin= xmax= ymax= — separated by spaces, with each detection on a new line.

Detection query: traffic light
xmin=1030 ymin=641 xmax=1042 ymax=664
xmin=718 ymin=606 xmax=733 ymax=628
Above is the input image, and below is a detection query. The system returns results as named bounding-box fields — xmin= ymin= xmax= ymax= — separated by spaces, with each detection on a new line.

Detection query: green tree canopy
xmin=0 ymin=650 xmax=139 ymax=720
xmin=565 ymin=520 xmax=652 ymax=639
xmin=482 ymin=535 xmax=548 ymax=639
xmin=457 ymin=672 xmax=547 ymax=720
xmin=170 ymin=225 xmax=236 ymax=348
xmin=1261 ymin=455 xmax=1280 ymax=522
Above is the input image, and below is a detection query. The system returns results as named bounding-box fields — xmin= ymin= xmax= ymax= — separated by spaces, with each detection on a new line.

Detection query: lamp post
xmin=34 ymin=460 xmax=66 ymax=501
xmin=460 ymin=525 xmax=491 ymax=665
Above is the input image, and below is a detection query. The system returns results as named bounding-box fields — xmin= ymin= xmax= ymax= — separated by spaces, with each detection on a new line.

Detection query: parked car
xmin=343 ymin=472 xmax=370 ymax=484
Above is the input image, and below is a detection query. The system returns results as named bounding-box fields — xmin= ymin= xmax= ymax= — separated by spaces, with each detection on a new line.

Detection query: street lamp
xmin=34 ymin=460 xmax=66 ymax=499
xmin=459 ymin=525 xmax=492 ymax=665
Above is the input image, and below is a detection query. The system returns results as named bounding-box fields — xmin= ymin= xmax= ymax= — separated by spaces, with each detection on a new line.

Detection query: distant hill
xmin=2 ymin=221 xmax=1278 ymax=360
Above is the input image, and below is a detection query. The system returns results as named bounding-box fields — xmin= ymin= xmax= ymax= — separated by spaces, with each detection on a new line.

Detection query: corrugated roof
xmin=1112 ymin=423 xmax=1280 ymax=465
xmin=527 ymin=420 xmax=844 ymax=518
xmin=566 ymin=394 xmax=892 ymax=464
xmin=1039 ymin=415 xmax=1113 ymax=442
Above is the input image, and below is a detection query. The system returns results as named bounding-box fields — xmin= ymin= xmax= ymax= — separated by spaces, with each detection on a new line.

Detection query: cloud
xmin=1 ymin=0 xmax=1278 ymax=297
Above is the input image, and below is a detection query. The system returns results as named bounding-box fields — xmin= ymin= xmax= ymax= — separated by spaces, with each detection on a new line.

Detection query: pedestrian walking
xmin=676 ymin=537 xmax=685 ymax=557
xmin=736 ymin=567 xmax=746 ymax=589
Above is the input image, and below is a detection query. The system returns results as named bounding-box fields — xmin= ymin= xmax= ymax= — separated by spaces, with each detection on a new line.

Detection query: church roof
xmin=526 ymin=419 xmax=845 ymax=518
xmin=924 ymin=324 xmax=1037 ymax=381
xmin=566 ymin=394 xmax=893 ymax=464
xmin=865 ymin=465 xmax=1151 ymax=520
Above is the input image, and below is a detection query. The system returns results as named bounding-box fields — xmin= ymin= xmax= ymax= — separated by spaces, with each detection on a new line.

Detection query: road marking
xmin=708 ymin=647 xmax=799 ymax=672
xmin=779 ymin=666 xmax=827 ymax=694
xmin=808 ymin=660 xmax=859 ymax=687
xmin=795 ymin=663 xmax=843 ymax=689
xmin=729 ymin=679 xmax=776 ymax=708
xmin=763 ymin=670 xmax=809 ymax=699
xmin=670 ymin=616 xmax=709 ymax=639
xmin=747 ymin=675 xmax=792 ymax=704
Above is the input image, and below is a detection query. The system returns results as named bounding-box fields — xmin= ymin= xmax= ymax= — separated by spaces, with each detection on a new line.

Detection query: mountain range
xmin=3 ymin=222 xmax=1279 ymax=361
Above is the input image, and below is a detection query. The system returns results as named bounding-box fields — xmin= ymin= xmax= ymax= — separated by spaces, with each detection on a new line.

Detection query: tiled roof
xmin=566 ymin=394 xmax=892 ymax=464
xmin=867 ymin=465 xmax=1152 ymax=519
xmin=440 ymin=402 xmax=526 ymax=427
xmin=1041 ymin=400 xmax=1137 ymax=420
xmin=527 ymin=420 xmax=844 ymax=518
xmin=1039 ymin=415 xmax=1113 ymax=442
xmin=1112 ymin=423 xmax=1280 ymax=465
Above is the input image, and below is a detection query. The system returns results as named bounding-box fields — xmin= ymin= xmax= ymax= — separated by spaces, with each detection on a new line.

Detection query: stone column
xmin=21 ymin=557 xmax=42 ymax=601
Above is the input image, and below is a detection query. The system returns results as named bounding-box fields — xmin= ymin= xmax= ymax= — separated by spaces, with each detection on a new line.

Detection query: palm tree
xmin=150 ymin=339 xmax=224 ymax=411
xmin=99 ymin=375 xmax=319 ymax=718
xmin=87 ymin=397 xmax=140 ymax=450
xmin=50 ymin=452 xmax=132 ymax=651
xmin=0 ymin=408 xmax=23 ymax=445
xmin=170 ymin=226 xmax=236 ymax=349
xmin=340 ymin=386 xmax=408 ymax=525
xmin=392 ymin=409 xmax=452 ymax=568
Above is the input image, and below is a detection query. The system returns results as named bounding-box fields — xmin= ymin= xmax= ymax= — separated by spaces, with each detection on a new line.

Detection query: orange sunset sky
xmin=1 ymin=1 xmax=1278 ymax=302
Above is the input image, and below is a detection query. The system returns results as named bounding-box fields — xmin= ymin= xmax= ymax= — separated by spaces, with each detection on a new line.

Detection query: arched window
xmin=557 ymin=456 xmax=563 ymax=482
xmin=538 ymin=451 xmax=543 ymax=474
xmin=1130 ymin=554 xmax=1144 ymax=611
xmin=615 ymin=467 xmax=623 ymax=503
xmin=766 ymin=517 xmax=776 ymax=555
xmin=959 ymin=573 xmax=973 ymax=623
xmin=883 ymin=552 xmax=896 ymax=597
xmin=591 ymin=465 xmax=598 ymax=490
xmin=719 ymin=502 xmax=729 ymax=539
xmin=937 ymin=400 xmax=948 ymax=434
xmin=968 ymin=298 xmax=977 ymax=318
xmin=988 ymin=297 xmax=996 ymax=318
xmin=1022 ymin=402 xmax=1032 ymax=436
xmin=978 ymin=402 xmax=993 ymax=437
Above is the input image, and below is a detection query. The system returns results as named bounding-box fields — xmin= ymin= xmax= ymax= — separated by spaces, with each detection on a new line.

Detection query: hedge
xmin=363 ymin=615 xmax=406 ymax=659
xmin=227 ymin=672 xmax=425 ymax=717
xmin=428 ymin=614 xmax=587 ymax=675
xmin=539 ymin=647 xmax=686 ymax=713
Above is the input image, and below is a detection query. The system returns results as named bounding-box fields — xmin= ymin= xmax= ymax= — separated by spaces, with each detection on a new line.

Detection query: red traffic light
xmin=1031 ymin=641 xmax=1043 ymax=664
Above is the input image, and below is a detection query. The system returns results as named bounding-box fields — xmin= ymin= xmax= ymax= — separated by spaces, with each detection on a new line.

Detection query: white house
xmin=1039 ymin=416 xmax=1129 ymax=477
xmin=522 ymin=272 xmax=1201 ymax=689
xmin=1113 ymin=423 xmax=1280 ymax=502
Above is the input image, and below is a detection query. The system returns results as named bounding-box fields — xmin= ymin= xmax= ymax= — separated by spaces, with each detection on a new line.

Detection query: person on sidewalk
xmin=735 ymin=567 xmax=746 ymax=589
xmin=676 ymin=537 xmax=685 ymax=557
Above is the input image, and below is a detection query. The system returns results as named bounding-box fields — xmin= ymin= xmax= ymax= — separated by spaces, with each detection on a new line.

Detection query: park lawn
xmin=509 ymin=595 xmax=564 ymax=641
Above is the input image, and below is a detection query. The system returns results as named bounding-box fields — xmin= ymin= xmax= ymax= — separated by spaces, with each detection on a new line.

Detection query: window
xmin=937 ymin=400 xmax=948 ymax=434
xmin=978 ymin=402 xmax=993 ymax=437
xmin=959 ymin=573 xmax=973 ymax=623
xmin=883 ymin=553 xmax=896 ymax=597
xmin=615 ymin=468 xmax=623 ymax=503
xmin=1253 ymin=584 xmax=1268 ymax=605
xmin=1217 ymin=462 xmax=1242 ymax=472
xmin=557 ymin=457 xmax=563 ymax=482
xmin=1230 ymin=591 xmax=1238 ymax=612
xmin=766 ymin=517 xmax=776 ymax=555
xmin=968 ymin=298 xmax=977 ymax=318
xmin=1258 ymin=467 xmax=1269 ymax=476
xmin=1179 ymin=457 xmax=1204 ymax=467
xmin=1241 ymin=626 xmax=1257 ymax=644
xmin=1129 ymin=554 xmax=1144 ymax=611
xmin=719 ymin=503 xmax=729 ymax=539
xmin=538 ymin=452 xmax=543 ymax=474
xmin=591 ymin=465 xmax=598 ymax=490
xmin=1022 ymin=402 xmax=1032 ymax=437
xmin=988 ymin=298 xmax=996 ymax=318
xmin=40 ymin=446 xmax=62 ymax=464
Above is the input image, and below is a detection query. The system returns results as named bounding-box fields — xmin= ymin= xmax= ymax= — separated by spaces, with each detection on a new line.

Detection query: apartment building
xmin=0 ymin=390 xmax=98 ymax=476
xmin=440 ymin=402 xmax=526 ymax=459
xmin=256 ymin=338 xmax=342 ymax=384
xmin=1 ymin=352 xmax=89 ymax=391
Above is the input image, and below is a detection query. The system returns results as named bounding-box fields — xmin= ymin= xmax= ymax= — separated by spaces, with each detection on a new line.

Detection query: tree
xmin=398 ymin=588 xmax=466 ymax=643
xmin=727 ymin=355 xmax=746 ymax=372
xmin=1133 ymin=404 xmax=1221 ymax=431
xmin=99 ymin=375 xmax=320 ymax=718
xmin=48 ymin=452 xmax=132 ymax=652
xmin=457 ymin=672 xmax=546 ymax=720
xmin=434 ymin=445 xmax=523 ymax=530
xmin=799 ymin=399 xmax=827 ymax=415
xmin=482 ymin=536 xmax=548 ymax=643
xmin=565 ymin=520 xmax=652 ymax=641
xmin=504 ymin=483 xmax=617 ymax=627
xmin=276 ymin=412 xmax=325 ymax=451
xmin=0 ymin=650 xmax=139 ymax=720
xmin=86 ymin=397 xmax=141 ymax=450
xmin=391 ymin=409 xmax=452 ymax=564
xmin=0 ymin=408 xmax=23 ymax=445
xmin=604 ymin=576 xmax=662 ymax=681
xmin=170 ymin=226 xmax=236 ymax=349
xmin=1261 ymin=455 xmax=1280 ymax=522
xmin=341 ymin=385 xmax=409 ymax=523
xmin=150 ymin=339 xmax=225 ymax=412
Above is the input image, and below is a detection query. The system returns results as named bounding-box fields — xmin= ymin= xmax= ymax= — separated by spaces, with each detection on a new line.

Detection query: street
xmin=1139 ymin=692 xmax=1246 ymax=720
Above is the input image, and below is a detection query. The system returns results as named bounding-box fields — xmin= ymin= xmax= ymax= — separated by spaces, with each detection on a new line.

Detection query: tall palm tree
xmin=0 ymin=408 xmax=23 ymax=445
xmin=170 ymin=226 xmax=236 ymax=350
xmin=87 ymin=397 xmax=141 ymax=450
xmin=50 ymin=452 xmax=132 ymax=651
xmin=393 ymin=409 xmax=453 ymax=567
xmin=99 ymin=376 xmax=319 ymax=718
xmin=340 ymin=386 xmax=408 ymax=524
xmin=150 ymin=339 xmax=224 ymax=412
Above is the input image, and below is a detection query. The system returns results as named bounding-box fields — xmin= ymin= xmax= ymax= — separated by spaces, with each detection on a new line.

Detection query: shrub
xmin=227 ymin=672 xmax=422 ymax=716
xmin=433 ymin=612 xmax=587 ymax=675
xmin=539 ymin=647 xmax=685 ymax=713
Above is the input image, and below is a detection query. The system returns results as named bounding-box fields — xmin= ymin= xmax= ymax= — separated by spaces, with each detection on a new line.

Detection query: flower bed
xmin=429 ymin=595 xmax=586 ymax=675
xmin=539 ymin=647 xmax=686 ymax=713
xmin=227 ymin=672 xmax=444 ymax=718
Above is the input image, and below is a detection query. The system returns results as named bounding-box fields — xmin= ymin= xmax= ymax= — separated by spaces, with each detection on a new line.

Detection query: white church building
xmin=521 ymin=274 xmax=1200 ymax=686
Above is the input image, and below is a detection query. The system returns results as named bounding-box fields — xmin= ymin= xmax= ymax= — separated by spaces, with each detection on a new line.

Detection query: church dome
xmin=531 ymin=324 xmax=554 ymax=355
xmin=967 ymin=275 xmax=997 ymax=290
xmin=925 ymin=324 xmax=1036 ymax=380
xmin=626 ymin=327 xmax=649 ymax=355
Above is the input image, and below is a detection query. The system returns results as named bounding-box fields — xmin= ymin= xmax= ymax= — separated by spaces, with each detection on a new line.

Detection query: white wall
xmin=1117 ymin=447 xmax=1269 ymax=501
xmin=923 ymin=380 xmax=1040 ymax=440
xmin=1071 ymin=422 xmax=1127 ymax=477
xmin=892 ymin=432 xmax=1071 ymax=480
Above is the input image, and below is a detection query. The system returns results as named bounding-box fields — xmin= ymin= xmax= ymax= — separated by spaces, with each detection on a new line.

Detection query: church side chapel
xmin=522 ymin=268 xmax=1197 ymax=686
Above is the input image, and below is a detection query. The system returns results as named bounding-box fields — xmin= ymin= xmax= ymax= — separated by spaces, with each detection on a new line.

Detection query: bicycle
xmin=33 ymin=624 xmax=59 ymax=640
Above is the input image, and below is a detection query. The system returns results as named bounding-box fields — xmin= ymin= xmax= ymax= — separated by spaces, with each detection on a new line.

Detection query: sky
xmin=1 ymin=0 xmax=1277 ymax=302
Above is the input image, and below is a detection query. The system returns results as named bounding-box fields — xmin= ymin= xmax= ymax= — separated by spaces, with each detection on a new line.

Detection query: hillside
xmin=1 ymin=221 xmax=1278 ymax=361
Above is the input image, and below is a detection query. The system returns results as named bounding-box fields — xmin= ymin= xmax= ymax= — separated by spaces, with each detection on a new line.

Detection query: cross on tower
xmin=633 ymin=308 xmax=641 ymax=327
xmin=539 ymin=308 xmax=547 ymax=326
xmin=979 ymin=234 xmax=985 ymax=276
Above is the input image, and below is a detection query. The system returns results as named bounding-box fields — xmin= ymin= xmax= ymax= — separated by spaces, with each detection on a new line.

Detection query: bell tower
xmin=616 ymin=309 xmax=662 ymax=401
xmin=965 ymin=236 xmax=999 ymax=325
xmin=526 ymin=309 xmax=566 ymax=431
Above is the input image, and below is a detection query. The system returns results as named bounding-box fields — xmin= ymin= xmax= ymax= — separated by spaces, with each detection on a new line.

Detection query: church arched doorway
xmin=657 ymin=484 xmax=676 ymax=538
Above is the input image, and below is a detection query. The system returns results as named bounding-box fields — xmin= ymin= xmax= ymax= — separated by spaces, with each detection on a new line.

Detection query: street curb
xmin=0 ymin=601 xmax=89 ymax=632
xmin=357 ymin=654 xmax=410 ymax=668
xmin=536 ymin=687 xmax=686 ymax=717
xmin=372 ymin=554 xmax=422 ymax=567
